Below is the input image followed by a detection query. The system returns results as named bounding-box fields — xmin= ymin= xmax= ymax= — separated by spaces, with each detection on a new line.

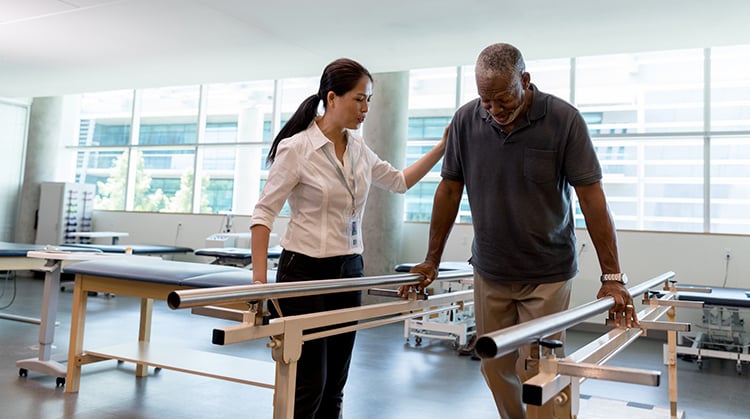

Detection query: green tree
xmin=94 ymin=152 xmax=128 ymax=210
xmin=165 ymin=171 xmax=213 ymax=213
xmin=95 ymin=150 xmax=169 ymax=211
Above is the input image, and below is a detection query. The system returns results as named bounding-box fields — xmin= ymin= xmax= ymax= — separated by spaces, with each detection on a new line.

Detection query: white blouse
xmin=251 ymin=122 xmax=407 ymax=258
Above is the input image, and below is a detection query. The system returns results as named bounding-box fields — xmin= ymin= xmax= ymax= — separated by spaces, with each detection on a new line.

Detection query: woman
xmin=250 ymin=58 xmax=446 ymax=419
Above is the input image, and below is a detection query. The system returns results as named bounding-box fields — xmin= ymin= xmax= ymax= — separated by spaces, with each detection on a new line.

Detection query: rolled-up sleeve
xmin=366 ymin=146 xmax=407 ymax=194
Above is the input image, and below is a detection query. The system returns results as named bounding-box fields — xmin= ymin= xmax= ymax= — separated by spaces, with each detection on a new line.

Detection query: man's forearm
xmin=577 ymin=183 xmax=621 ymax=274
xmin=586 ymin=213 xmax=620 ymax=274
xmin=425 ymin=180 xmax=462 ymax=265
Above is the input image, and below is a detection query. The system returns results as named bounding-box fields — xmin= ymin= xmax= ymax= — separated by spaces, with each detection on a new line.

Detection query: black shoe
xmin=458 ymin=346 xmax=475 ymax=356
xmin=458 ymin=334 xmax=478 ymax=357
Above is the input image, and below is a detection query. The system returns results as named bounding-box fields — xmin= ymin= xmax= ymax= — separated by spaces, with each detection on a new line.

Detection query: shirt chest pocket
xmin=523 ymin=148 xmax=557 ymax=183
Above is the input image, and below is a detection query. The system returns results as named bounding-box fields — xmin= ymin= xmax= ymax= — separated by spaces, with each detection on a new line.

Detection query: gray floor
xmin=1 ymin=273 xmax=748 ymax=419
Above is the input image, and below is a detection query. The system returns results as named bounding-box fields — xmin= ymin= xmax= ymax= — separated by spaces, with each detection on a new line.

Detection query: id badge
xmin=348 ymin=215 xmax=360 ymax=249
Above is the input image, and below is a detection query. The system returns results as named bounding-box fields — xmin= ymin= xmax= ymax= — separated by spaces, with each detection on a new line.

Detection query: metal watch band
xmin=600 ymin=273 xmax=628 ymax=284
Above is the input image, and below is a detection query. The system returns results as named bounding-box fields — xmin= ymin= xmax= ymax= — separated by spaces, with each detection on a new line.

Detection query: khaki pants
xmin=473 ymin=271 xmax=572 ymax=419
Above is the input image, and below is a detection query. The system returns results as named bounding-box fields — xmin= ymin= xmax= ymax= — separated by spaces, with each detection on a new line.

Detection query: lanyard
xmin=322 ymin=142 xmax=358 ymax=216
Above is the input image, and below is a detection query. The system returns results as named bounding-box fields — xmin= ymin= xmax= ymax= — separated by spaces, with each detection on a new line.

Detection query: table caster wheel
xmin=19 ymin=368 xmax=27 ymax=377
xmin=415 ymin=336 xmax=422 ymax=346
xmin=56 ymin=377 xmax=65 ymax=387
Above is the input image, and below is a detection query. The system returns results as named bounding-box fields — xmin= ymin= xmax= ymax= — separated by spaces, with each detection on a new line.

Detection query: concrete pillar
xmin=234 ymin=107 xmax=264 ymax=214
xmin=15 ymin=96 xmax=80 ymax=243
xmin=362 ymin=71 xmax=409 ymax=276
xmin=0 ymin=100 xmax=30 ymax=242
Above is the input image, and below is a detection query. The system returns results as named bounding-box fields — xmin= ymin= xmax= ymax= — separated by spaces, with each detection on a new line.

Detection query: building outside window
xmin=77 ymin=89 xmax=133 ymax=210
xmin=407 ymin=67 xmax=461 ymax=221
xmin=74 ymin=44 xmax=750 ymax=235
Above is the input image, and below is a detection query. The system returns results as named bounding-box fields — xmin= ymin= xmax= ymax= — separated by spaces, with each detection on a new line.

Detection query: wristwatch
xmin=600 ymin=273 xmax=628 ymax=285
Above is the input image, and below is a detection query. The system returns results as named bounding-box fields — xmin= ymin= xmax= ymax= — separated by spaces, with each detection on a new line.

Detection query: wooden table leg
xmin=136 ymin=298 xmax=154 ymax=377
xmin=65 ymin=275 xmax=89 ymax=393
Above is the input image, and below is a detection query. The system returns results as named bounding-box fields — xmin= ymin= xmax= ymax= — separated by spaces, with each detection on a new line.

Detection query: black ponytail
xmin=266 ymin=94 xmax=320 ymax=164
xmin=266 ymin=58 xmax=372 ymax=165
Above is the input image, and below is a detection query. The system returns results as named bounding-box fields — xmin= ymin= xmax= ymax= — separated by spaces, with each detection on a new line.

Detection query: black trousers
xmin=273 ymin=250 xmax=363 ymax=419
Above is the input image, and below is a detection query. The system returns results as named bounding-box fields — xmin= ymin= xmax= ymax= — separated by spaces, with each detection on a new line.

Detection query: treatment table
xmin=394 ymin=261 xmax=475 ymax=348
xmin=194 ymin=244 xmax=283 ymax=268
xmin=61 ymin=258 xmax=278 ymax=393
xmin=66 ymin=231 xmax=129 ymax=245
xmin=57 ymin=244 xmax=194 ymax=291
xmin=661 ymin=285 xmax=750 ymax=373
xmin=0 ymin=242 xmax=102 ymax=324
xmin=61 ymin=243 xmax=194 ymax=255
xmin=0 ymin=243 xmax=123 ymax=386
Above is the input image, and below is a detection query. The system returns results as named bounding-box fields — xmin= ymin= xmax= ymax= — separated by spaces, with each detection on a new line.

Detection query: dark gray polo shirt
xmin=443 ymin=84 xmax=601 ymax=283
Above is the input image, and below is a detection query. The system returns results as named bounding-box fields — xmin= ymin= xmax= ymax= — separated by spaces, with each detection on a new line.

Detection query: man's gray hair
xmin=475 ymin=43 xmax=526 ymax=79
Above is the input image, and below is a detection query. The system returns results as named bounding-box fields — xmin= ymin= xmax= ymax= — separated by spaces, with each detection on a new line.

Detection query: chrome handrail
xmin=475 ymin=271 xmax=675 ymax=359
xmin=168 ymin=269 xmax=474 ymax=309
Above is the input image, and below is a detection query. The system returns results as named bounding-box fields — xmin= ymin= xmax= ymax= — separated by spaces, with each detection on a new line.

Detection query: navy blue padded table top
xmin=62 ymin=243 xmax=193 ymax=254
xmin=182 ymin=270 xmax=276 ymax=287
xmin=0 ymin=241 xmax=103 ymax=257
xmin=673 ymin=285 xmax=750 ymax=308
xmin=394 ymin=261 xmax=472 ymax=273
xmin=194 ymin=245 xmax=283 ymax=260
xmin=64 ymin=257 xmax=274 ymax=287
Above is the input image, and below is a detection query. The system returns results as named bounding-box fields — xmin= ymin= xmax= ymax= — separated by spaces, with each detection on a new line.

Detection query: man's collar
xmin=525 ymin=84 xmax=546 ymax=122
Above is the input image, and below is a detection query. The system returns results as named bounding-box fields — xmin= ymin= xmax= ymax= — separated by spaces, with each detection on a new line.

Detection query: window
xmin=711 ymin=45 xmax=750 ymax=132
xmin=404 ymin=135 xmax=446 ymax=221
xmin=129 ymin=86 xmax=200 ymax=212
xmin=407 ymin=68 xmax=457 ymax=221
xmin=73 ymin=44 xmax=750 ymax=236
xmin=203 ymin=80 xmax=275 ymax=214
xmin=527 ymin=58 xmax=571 ymax=101
xmin=279 ymin=77 xmax=319 ymax=119
xmin=77 ymin=90 xmax=134 ymax=205
xmin=593 ymin=138 xmax=704 ymax=232
xmin=711 ymin=137 xmax=750 ymax=234
xmin=576 ymin=49 xmax=704 ymax=134
xmin=409 ymin=67 xmax=457 ymax=110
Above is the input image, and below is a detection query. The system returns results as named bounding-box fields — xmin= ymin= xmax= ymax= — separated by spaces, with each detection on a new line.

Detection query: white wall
xmin=91 ymin=211 xmax=283 ymax=262
xmin=95 ymin=211 xmax=750 ymax=296
xmin=92 ymin=211 xmax=750 ymax=325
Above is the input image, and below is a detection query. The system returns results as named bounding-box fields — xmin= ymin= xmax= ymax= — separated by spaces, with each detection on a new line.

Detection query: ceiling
xmin=2 ymin=0 xmax=750 ymax=98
